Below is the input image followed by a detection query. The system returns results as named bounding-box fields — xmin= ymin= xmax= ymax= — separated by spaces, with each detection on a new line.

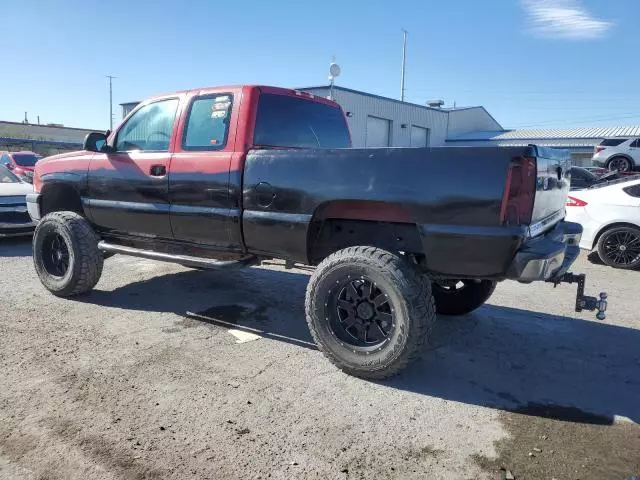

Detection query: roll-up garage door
xmin=366 ymin=116 xmax=391 ymax=147
xmin=410 ymin=125 xmax=429 ymax=147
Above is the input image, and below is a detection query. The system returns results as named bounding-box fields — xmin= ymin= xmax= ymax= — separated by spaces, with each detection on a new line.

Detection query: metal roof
xmin=448 ymin=126 xmax=640 ymax=142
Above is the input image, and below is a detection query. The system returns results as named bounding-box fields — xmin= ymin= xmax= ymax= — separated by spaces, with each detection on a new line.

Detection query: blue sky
xmin=2 ymin=0 xmax=638 ymax=131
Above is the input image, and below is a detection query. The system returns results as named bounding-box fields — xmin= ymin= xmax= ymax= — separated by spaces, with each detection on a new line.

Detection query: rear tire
xmin=606 ymin=156 xmax=633 ymax=172
xmin=432 ymin=279 xmax=497 ymax=316
xmin=305 ymin=246 xmax=436 ymax=380
xmin=596 ymin=226 xmax=640 ymax=270
xmin=33 ymin=212 xmax=104 ymax=296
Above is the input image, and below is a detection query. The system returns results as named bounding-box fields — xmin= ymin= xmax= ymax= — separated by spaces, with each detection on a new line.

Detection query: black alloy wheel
xmin=41 ymin=232 xmax=70 ymax=277
xmin=332 ymin=277 xmax=394 ymax=349
xmin=597 ymin=227 xmax=640 ymax=269
xmin=431 ymin=279 xmax=497 ymax=316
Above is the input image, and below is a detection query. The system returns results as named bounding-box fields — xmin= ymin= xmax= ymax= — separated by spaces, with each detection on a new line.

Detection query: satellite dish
xmin=329 ymin=63 xmax=341 ymax=78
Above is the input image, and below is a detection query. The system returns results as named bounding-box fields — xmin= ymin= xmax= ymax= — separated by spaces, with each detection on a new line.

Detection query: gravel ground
xmin=0 ymin=238 xmax=638 ymax=480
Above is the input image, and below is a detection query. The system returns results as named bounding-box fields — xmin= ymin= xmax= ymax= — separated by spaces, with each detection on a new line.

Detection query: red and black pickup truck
xmin=26 ymin=85 xmax=607 ymax=379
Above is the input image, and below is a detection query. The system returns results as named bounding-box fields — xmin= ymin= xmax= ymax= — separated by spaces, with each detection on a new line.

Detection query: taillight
xmin=595 ymin=146 xmax=605 ymax=154
xmin=566 ymin=196 xmax=587 ymax=207
xmin=500 ymin=156 xmax=536 ymax=225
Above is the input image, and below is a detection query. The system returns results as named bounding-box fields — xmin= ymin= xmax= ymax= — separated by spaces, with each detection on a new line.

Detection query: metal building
xmin=446 ymin=126 xmax=640 ymax=165
xmin=0 ymin=121 xmax=98 ymax=156
xmin=300 ymin=86 xmax=502 ymax=148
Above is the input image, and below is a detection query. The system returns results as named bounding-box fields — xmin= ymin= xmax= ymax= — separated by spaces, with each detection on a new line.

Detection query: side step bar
xmin=98 ymin=241 xmax=258 ymax=270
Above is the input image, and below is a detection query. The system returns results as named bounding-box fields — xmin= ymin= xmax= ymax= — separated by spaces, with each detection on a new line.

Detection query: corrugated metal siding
xmin=302 ymin=87 xmax=449 ymax=147
xmin=450 ymin=126 xmax=640 ymax=142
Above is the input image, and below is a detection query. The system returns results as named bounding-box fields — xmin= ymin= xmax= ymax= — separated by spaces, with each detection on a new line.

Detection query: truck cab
xmin=32 ymin=86 xmax=349 ymax=253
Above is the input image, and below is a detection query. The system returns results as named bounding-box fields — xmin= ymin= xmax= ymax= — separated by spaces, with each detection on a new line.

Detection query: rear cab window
xmin=11 ymin=153 xmax=39 ymax=167
xmin=254 ymin=93 xmax=351 ymax=149
xmin=599 ymin=138 xmax=628 ymax=147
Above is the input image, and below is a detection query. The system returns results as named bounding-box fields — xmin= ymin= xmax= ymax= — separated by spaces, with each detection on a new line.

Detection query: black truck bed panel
xmin=241 ymin=146 xmax=569 ymax=277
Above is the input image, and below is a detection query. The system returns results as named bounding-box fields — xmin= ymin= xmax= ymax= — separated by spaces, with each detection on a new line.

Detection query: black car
xmin=570 ymin=166 xmax=626 ymax=190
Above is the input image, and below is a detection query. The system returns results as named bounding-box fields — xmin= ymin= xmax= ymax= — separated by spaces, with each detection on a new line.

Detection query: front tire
xmin=596 ymin=226 xmax=640 ymax=269
xmin=305 ymin=246 xmax=436 ymax=380
xmin=33 ymin=212 xmax=104 ymax=296
xmin=606 ymin=156 xmax=633 ymax=172
xmin=432 ymin=279 xmax=497 ymax=316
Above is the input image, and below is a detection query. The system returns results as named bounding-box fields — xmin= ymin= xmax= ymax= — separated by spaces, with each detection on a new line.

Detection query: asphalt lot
xmin=0 ymin=238 xmax=639 ymax=480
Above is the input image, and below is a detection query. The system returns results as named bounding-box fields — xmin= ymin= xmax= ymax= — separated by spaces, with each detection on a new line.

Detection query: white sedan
xmin=565 ymin=177 xmax=640 ymax=269
xmin=0 ymin=165 xmax=35 ymax=238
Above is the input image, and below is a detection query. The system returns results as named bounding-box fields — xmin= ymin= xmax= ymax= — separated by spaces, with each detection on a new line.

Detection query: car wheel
xmin=596 ymin=226 xmax=640 ymax=269
xmin=606 ymin=156 xmax=633 ymax=172
xmin=33 ymin=211 xmax=104 ymax=296
xmin=305 ymin=246 xmax=436 ymax=379
xmin=432 ymin=279 xmax=497 ymax=316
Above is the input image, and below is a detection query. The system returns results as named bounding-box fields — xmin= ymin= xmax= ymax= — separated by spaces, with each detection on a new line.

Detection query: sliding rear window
xmin=254 ymin=93 xmax=350 ymax=149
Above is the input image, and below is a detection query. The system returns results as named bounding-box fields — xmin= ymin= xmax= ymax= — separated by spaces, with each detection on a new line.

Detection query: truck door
xmin=87 ymin=97 xmax=180 ymax=238
xmin=168 ymin=92 xmax=240 ymax=249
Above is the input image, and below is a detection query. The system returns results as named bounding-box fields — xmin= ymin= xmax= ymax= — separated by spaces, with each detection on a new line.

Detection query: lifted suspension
xmin=547 ymin=273 xmax=608 ymax=320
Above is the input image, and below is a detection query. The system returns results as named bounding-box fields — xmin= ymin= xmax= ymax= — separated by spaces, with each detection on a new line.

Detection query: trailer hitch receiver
xmin=547 ymin=273 xmax=608 ymax=320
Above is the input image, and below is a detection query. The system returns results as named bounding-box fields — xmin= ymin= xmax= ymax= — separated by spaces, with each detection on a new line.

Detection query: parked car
xmin=566 ymin=176 xmax=640 ymax=269
xmin=570 ymin=166 xmax=629 ymax=190
xmin=0 ymin=165 xmax=36 ymax=237
xmin=26 ymin=85 xmax=607 ymax=379
xmin=0 ymin=151 xmax=41 ymax=183
xmin=592 ymin=138 xmax=640 ymax=172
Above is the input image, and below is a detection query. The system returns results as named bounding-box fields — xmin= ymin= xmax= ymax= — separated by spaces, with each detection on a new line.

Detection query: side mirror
xmin=83 ymin=131 xmax=108 ymax=152
xmin=5 ymin=162 xmax=14 ymax=170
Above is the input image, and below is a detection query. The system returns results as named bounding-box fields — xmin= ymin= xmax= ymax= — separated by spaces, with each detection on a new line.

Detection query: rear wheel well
xmin=40 ymin=184 xmax=84 ymax=217
xmin=307 ymin=218 xmax=424 ymax=265
xmin=592 ymin=222 xmax=640 ymax=249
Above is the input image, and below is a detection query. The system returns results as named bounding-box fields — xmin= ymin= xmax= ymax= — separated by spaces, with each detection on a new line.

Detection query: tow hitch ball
xmin=548 ymin=273 xmax=608 ymax=320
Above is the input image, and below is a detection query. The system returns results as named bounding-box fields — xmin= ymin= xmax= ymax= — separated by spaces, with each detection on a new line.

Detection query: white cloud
xmin=522 ymin=0 xmax=613 ymax=40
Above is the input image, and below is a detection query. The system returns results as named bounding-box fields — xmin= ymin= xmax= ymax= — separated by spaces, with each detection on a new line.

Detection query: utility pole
xmin=106 ymin=75 xmax=116 ymax=130
xmin=400 ymin=29 xmax=407 ymax=102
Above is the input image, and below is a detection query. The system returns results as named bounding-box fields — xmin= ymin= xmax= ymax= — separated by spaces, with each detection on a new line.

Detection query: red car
xmin=0 ymin=151 xmax=41 ymax=183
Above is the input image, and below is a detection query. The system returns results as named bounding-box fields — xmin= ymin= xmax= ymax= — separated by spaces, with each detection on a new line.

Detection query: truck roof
xmin=142 ymin=85 xmax=341 ymax=108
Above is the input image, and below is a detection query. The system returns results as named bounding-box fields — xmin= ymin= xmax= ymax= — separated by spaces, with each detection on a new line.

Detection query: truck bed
xmin=242 ymin=145 xmax=570 ymax=278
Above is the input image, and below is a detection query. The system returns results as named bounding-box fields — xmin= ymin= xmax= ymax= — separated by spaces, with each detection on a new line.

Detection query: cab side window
xmin=115 ymin=98 xmax=179 ymax=152
xmin=182 ymin=95 xmax=232 ymax=150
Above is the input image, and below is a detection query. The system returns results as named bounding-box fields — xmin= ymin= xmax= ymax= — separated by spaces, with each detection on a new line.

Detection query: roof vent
xmin=426 ymin=99 xmax=444 ymax=109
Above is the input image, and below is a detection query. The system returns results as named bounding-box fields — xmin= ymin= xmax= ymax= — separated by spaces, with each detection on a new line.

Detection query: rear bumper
xmin=26 ymin=193 xmax=41 ymax=222
xmin=507 ymin=221 xmax=582 ymax=283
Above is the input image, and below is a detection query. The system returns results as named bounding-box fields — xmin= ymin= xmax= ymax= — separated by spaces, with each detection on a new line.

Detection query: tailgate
xmin=527 ymin=145 xmax=571 ymax=236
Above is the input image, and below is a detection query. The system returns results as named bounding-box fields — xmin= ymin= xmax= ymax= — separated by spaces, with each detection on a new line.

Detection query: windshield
xmin=12 ymin=153 xmax=39 ymax=167
xmin=0 ymin=165 xmax=20 ymax=183
xmin=254 ymin=93 xmax=351 ymax=149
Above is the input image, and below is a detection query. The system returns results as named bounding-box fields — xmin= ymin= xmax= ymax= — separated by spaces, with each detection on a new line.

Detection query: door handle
xmin=149 ymin=165 xmax=166 ymax=177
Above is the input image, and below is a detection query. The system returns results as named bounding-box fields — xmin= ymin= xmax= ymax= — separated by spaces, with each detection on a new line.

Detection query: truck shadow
xmin=78 ymin=263 xmax=640 ymax=425
xmin=0 ymin=237 xmax=32 ymax=257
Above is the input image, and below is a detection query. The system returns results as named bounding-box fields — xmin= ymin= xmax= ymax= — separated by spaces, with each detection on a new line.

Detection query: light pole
xmin=106 ymin=75 xmax=116 ymax=130
xmin=400 ymin=29 xmax=407 ymax=102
